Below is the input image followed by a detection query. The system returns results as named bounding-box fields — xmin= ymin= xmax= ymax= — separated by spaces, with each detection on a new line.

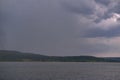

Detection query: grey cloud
xmin=95 ymin=0 xmax=111 ymax=6
xmin=0 ymin=6 xmax=5 ymax=49
xmin=110 ymin=3 xmax=120 ymax=13
xmin=0 ymin=28 xmax=4 ymax=49
xmin=1 ymin=0 xmax=120 ymax=56
xmin=78 ymin=0 xmax=120 ymax=38
xmin=1 ymin=0 xmax=80 ymax=55
xmin=83 ymin=25 xmax=120 ymax=38
xmin=60 ymin=0 xmax=95 ymax=15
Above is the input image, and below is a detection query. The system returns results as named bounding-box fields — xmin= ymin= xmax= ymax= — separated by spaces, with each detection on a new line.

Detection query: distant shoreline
xmin=0 ymin=50 xmax=120 ymax=62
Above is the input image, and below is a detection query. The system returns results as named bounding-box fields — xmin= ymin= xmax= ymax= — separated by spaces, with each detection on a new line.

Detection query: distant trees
xmin=0 ymin=50 xmax=119 ymax=62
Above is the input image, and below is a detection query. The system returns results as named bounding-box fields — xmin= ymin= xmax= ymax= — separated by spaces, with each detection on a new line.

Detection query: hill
xmin=0 ymin=50 xmax=120 ymax=62
xmin=0 ymin=50 xmax=49 ymax=61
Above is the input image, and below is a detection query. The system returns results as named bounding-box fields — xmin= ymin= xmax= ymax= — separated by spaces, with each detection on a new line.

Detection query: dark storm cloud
xmin=60 ymin=0 xmax=95 ymax=15
xmin=1 ymin=0 xmax=120 ymax=56
xmin=83 ymin=26 xmax=120 ymax=38
xmin=0 ymin=4 xmax=5 ymax=49
xmin=63 ymin=0 xmax=120 ymax=38
xmin=83 ymin=0 xmax=120 ymax=38
xmin=1 ymin=0 xmax=80 ymax=55
xmin=109 ymin=2 xmax=120 ymax=13
xmin=95 ymin=0 xmax=110 ymax=6
xmin=0 ymin=28 xmax=4 ymax=49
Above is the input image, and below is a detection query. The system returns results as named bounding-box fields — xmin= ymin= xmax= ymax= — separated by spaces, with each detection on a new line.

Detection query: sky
xmin=1 ymin=0 xmax=120 ymax=57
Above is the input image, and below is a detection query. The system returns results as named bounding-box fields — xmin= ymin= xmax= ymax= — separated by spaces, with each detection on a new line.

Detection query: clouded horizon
xmin=1 ymin=0 xmax=120 ymax=57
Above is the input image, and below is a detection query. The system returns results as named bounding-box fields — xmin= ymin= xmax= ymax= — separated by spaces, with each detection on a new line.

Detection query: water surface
xmin=0 ymin=62 xmax=120 ymax=80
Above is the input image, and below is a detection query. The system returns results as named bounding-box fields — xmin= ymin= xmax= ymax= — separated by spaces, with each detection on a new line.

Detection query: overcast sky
xmin=1 ymin=0 xmax=120 ymax=57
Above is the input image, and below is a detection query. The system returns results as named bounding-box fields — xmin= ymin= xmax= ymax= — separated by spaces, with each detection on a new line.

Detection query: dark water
xmin=0 ymin=62 xmax=120 ymax=80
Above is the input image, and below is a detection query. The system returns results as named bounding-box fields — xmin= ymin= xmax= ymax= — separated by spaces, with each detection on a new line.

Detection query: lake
xmin=0 ymin=62 xmax=120 ymax=80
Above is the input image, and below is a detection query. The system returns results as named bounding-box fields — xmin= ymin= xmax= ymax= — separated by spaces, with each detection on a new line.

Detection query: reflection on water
xmin=0 ymin=62 xmax=120 ymax=80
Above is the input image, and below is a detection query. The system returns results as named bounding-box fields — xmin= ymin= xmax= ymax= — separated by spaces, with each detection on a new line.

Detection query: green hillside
xmin=0 ymin=50 xmax=119 ymax=62
xmin=0 ymin=50 xmax=49 ymax=61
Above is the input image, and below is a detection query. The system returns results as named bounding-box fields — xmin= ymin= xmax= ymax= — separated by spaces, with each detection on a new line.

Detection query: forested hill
xmin=0 ymin=50 xmax=120 ymax=62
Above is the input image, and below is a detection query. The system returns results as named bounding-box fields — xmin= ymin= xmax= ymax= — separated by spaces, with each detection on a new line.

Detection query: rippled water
xmin=0 ymin=62 xmax=120 ymax=80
